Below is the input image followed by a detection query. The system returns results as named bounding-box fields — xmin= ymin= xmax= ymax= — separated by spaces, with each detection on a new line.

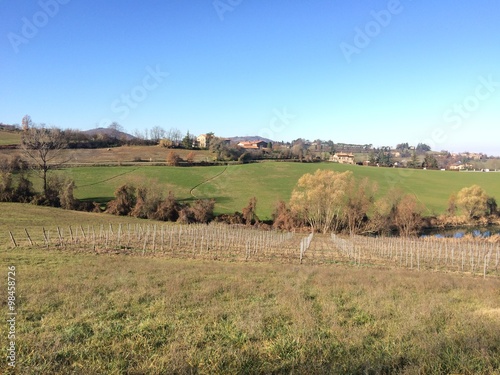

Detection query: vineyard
xmin=7 ymin=223 xmax=500 ymax=277
xmin=326 ymin=234 xmax=499 ymax=277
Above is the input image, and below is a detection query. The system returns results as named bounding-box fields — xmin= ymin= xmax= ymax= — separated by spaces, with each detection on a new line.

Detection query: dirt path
xmin=190 ymin=166 xmax=228 ymax=198
xmin=78 ymin=167 xmax=142 ymax=188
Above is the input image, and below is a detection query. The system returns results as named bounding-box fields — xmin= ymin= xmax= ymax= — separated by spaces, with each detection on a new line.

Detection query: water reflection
xmin=422 ymin=226 xmax=500 ymax=239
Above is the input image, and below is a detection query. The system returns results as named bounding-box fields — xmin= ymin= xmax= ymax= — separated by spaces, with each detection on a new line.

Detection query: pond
xmin=421 ymin=225 xmax=500 ymax=239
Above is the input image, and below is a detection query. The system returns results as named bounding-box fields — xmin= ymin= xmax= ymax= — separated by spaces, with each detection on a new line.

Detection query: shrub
xmin=43 ymin=175 xmax=65 ymax=206
xmin=79 ymin=201 xmax=102 ymax=213
xmin=153 ymin=192 xmax=180 ymax=222
xmin=130 ymin=186 xmax=163 ymax=219
xmin=242 ymin=197 xmax=259 ymax=225
xmin=14 ymin=174 xmax=35 ymax=203
xmin=106 ymin=184 xmax=136 ymax=216
xmin=166 ymin=151 xmax=181 ymax=166
xmin=159 ymin=139 xmax=173 ymax=148
xmin=486 ymin=197 xmax=498 ymax=216
xmin=0 ymin=172 xmax=14 ymax=202
xmin=214 ymin=212 xmax=244 ymax=225
xmin=30 ymin=175 xmax=79 ymax=208
xmin=191 ymin=199 xmax=215 ymax=223
xmin=59 ymin=179 xmax=79 ymax=210
xmin=238 ymin=152 xmax=253 ymax=164
xmin=186 ymin=151 xmax=196 ymax=164
xmin=177 ymin=205 xmax=195 ymax=224
xmin=272 ymin=200 xmax=298 ymax=231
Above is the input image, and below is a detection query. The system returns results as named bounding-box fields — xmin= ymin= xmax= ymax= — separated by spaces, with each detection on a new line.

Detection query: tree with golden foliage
xmin=456 ymin=185 xmax=488 ymax=219
xmin=290 ymin=169 xmax=351 ymax=233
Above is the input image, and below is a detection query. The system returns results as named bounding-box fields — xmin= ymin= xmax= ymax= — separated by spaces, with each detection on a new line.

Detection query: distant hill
xmin=227 ymin=136 xmax=274 ymax=144
xmin=82 ymin=127 xmax=135 ymax=141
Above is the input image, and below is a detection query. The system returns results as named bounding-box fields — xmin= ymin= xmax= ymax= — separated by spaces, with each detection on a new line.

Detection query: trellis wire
xmin=6 ymin=226 xmax=499 ymax=276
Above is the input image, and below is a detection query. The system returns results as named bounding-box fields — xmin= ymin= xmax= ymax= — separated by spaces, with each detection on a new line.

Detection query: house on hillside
xmin=197 ymin=134 xmax=208 ymax=148
xmin=197 ymin=134 xmax=217 ymax=149
xmin=237 ymin=140 xmax=268 ymax=149
xmin=329 ymin=153 xmax=355 ymax=164
xmin=449 ymin=162 xmax=472 ymax=171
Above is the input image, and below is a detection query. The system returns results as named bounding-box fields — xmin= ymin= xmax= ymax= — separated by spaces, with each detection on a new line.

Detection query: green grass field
xmin=55 ymin=162 xmax=500 ymax=219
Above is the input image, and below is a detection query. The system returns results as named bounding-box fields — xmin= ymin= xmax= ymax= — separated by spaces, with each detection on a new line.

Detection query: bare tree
xmin=394 ymin=194 xmax=424 ymax=237
xmin=21 ymin=123 xmax=68 ymax=197
xmin=166 ymin=128 xmax=182 ymax=146
xmin=22 ymin=114 xmax=32 ymax=131
xmin=150 ymin=126 xmax=165 ymax=143
xmin=343 ymin=176 xmax=377 ymax=235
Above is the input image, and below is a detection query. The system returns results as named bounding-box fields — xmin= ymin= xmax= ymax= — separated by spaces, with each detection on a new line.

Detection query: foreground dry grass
xmin=1 ymin=246 xmax=500 ymax=374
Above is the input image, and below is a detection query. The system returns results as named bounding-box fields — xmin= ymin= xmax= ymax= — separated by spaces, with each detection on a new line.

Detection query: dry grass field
xmin=0 ymin=145 xmax=213 ymax=165
xmin=1 ymin=248 xmax=500 ymax=374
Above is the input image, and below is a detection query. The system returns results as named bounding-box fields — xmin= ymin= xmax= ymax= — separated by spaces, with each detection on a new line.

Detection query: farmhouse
xmin=196 ymin=134 xmax=208 ymax=148
xmin=329 ymin=152 xmax=355 ymax=164
xmin=237 ymin=140 xmax=268 ymax=149
xmin=197 ymin=134 xmax=216 ymax=149
xmin=449 ymin=162 xmax=472 ymax=171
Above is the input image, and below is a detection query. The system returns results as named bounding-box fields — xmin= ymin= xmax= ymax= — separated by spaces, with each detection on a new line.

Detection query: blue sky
xmin=1 ymin=1 xmax=499 ymax=154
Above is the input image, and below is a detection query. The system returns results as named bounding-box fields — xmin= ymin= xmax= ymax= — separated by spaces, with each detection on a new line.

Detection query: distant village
xmin=195 ymin=133 xmax=498 ymax=171
xmin=1 ymin=122 xmax=498 ymax=171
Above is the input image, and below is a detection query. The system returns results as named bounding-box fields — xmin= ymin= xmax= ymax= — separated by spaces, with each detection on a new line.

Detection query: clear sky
xmin=1 ymin=1 xmax=499 ymax=155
